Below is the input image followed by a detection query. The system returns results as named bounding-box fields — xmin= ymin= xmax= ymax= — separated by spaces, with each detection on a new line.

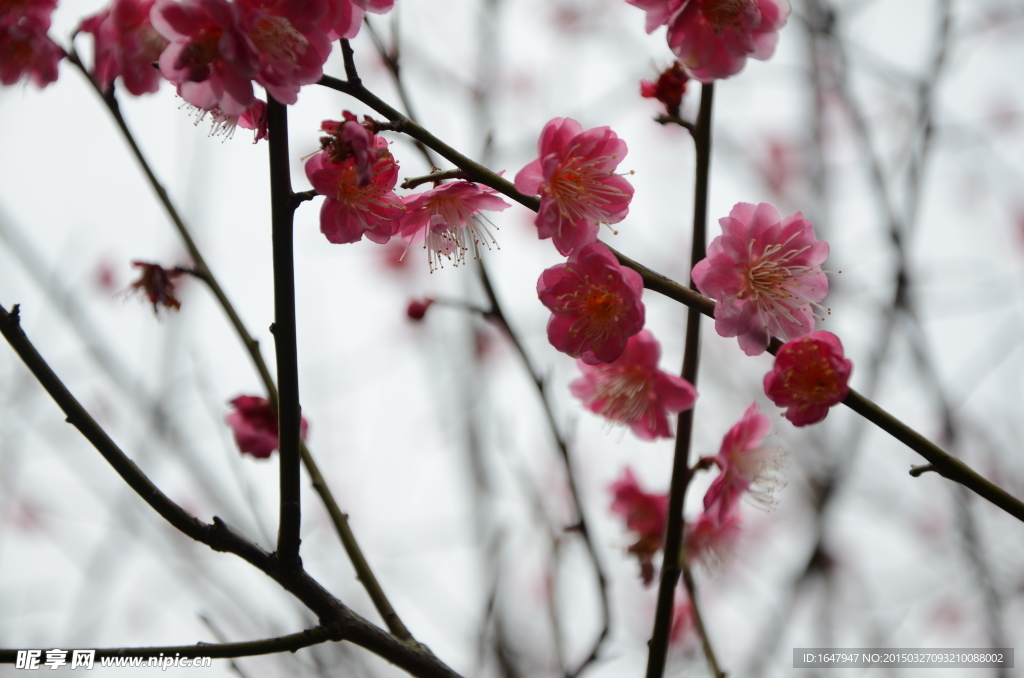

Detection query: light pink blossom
xmin=692 ymin=201 xmax=829 ymax=356
xmin=685 ymin=507 xmax=741 ymax=569
xmin=0 ymin=1 xmax=62 ymax=88
xmin=152 ymin=0 xmax=259 ymax=115
xmin=515 ymin=118 xmax=634 ymax=256
xmin=321 ymin=0 xmax=394 ymax=40
xmin=626 ymin=0 xmax=684 ymax=33
xmin=226 ymin=395 xmax=308 ymax=459
xmin=236 ymin=0 xmax=331 ymax=105
xmin=570 ymin=330 xmax=697 ymax=440
xmin=537 ymin=242 xmax=645 ymax=365
xmin=702 ymin=402 xmax=785 ymax=524
xmin=609 ymin=467 xmax=668 ymax=585
xmin=666 ymin=0 xmax=790 ymax=82
xmin=400 ymin=181 xmax=510 ymax=271
xmin=305 ymin=136 xmax=404 ymax=245
xmin=764 ymin=330 xmax=852 ymax=426
xmin=80 ymin=0 xmax=169 ymax=95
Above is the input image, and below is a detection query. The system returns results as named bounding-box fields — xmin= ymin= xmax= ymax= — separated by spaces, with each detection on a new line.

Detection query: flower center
xmin=249 ymin=15 xmax=308 ymax=65
xmin=181 ymin=26 xmax=223 ymax=71
xmin=583 ymin=288 xmax=619 ymax=324
xmin=781 ymin=341 xmax=838 ymax=404
xmin=543 ymin=145 xmax=629 ymax=230
xmin=700 ymin=0 xmax=755 ymax=31
xmin=592 ymin=367 xmax=652 ymax=424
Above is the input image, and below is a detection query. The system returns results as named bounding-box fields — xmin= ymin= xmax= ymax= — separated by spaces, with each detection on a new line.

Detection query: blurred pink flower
xmin=626 ymin=0 xmax=684 ymax=33
xmin=702 ymin=402 xmax=785 ymax=523
xmin=399 ymin=181 xmax=510 ymax=272
xmin=321 ymin=0 xmax=393 ymax=40
xmin=666 ymin=0 xmax=790 ymax=82
xmin=537 ymin=242 xmax=645 ymax=364
xmin=80 ymin=0 xmax=169 ymax=95
xmin=609 ymin=467 xmax=668 ymax=585
xmin=152 ymin=0 xmax=259 ymax=115
xmin=764 ymin=330 xmax=852 ymax=426
xmin=0 ymin=2 xmax=62 ymax=88
xmin=127 ymin=261 xmax=182 ymax=313
xmin=237 ymin=97 xmax=268 ymax=141
xmin=236 ymin=0 xmax=331 ymax=105
xmin=570 ymin=330 xmax=697 ymax=440
xmin=184 ymin=97 xmax=267 ymax=140
xmin=226 ymin=395 xmax=308 ymax=459
xmin=692 ymin=201 xmax=829 ymax=356
xmin=305 ymin=136 xmax=404 ymax=245
xmin=669 ymin=594 xmax=695 ymax=646
xmin=685 ymin=508 xmax=741 ymax=569
xmin=515 ymin=117 xmax=634 ymax=256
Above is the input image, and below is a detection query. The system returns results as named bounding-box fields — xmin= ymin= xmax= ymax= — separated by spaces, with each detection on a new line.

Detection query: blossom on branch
xmin=537 ymin=242 xmax=645 ymax=364
xmin=127 ymin=261 xmax=183 ymax=313
xmin=184 ymin=97 xmax=267 ymax=141
xmin=666 ymin=0 xmax=790 ymax=82
xmin=80 ymin=0 xmax=169 ymax=95
xmin=399 ymin=181 xmax=510 ymax=272
xmin=0 ymin=0 xmax=62 ymax=88
xmin=764 ymin=330 xmax=852 ymax=426
xmin=515 ymin=118 xmax=634 ymax=256
xmin=702 ymin=402 xmax=785 ymax=524
xmin=609 ymin=467 xmax=668 ymax=585
xmin=319 ymin=111 xmax=379 ymax=186
xmin=305 ymin=136 xmax=404 ymax=244
xmin=692 ymin=201 xmax=829 ymax=356
xmin=640 ymin=62 xmax=689 ymax=117
xmin=225 ymin=395 xmax=308 ymax=459
xmin=570 ymin=330 xmax=697 ymax=440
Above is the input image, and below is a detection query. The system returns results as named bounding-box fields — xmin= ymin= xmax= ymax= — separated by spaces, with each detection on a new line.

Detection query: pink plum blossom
xmin=537 ymin=242 xmax=645 ymax=364
xmin=185 ymin=97 xmax=267 ymax=140
xmin=237 ymin=97 xmax=268 ymax=141
xmin=666 ymin=0 xmax=790 ymax=82
xmin=764 ymin=330 xmax=852 ymax=426
xmin=702 ymin=402 xmax=785 ymax=524
xmin=609 ymin=467 xmax=668 ymax=585
xmin=236 ymin=0 xmax=331 ymax=105
xmin=626 ymin=0 xmax=684 ymax=33
xmin=305 ymin=136 xmax=404 ymax=245
xmin=692 ymin=201 xmax=829 ymax=356
xmin=321 ymin=0 xmax=394 ymax=40
xmin=570 ymin=330 xmax=697 ymax=440
xmin=0 ymin=0 xmax=62 ymax=88
xmin=225 ymin=395 xmax=309 ymax=459
xmin=80 ymin=0 xmax=169 ymax=95
xmin=515 ymin=118 xmax=634 ymax=256
xmin=684 ymin=507 xmax=741 ymax=569
xmin=319 ymin=112 xmax=379 ymax=186
xmin=399 ymin=181 xmax=510 ymax=271
xmin=152 ymin=0 xmax=260 ymax=115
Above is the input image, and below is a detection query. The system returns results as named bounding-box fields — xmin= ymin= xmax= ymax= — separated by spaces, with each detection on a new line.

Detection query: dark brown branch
xmin=0 ymin=302 xmax=461 ymax=678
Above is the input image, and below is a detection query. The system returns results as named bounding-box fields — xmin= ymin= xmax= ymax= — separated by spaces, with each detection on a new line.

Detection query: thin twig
xmin=646 ymin=82 xmax=720 ymax=678
xmin=401 ymin=169 xmax=467 ymax=189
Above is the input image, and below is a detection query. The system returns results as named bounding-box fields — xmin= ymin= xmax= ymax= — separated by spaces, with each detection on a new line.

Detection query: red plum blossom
xmin=515 ymin=118 xmax=634 ymax=256
xmin=127 ymin=261 xmax=183 ymax=313
xmin=305 ymin=136 xmax=404 ymax=245
xmin=570 ymin=330 xmax=697 ymax=440
xmin=226 ymin=395 xmax=309 ymax=459
xmin=80 ymin=0 xmax=169 ymax=95
xmin=692 ymin=201 xmax=829 ymax=356
xmin=764 ymin=330 xmax=852 ymax=426
xmin=399 ymin=181 xmax=510 ymax=272
xmin=537 ymin=242 xmax=645 ymax=365
xmin=640 ymin=61 xmax=689 ymax=117
xmin=0 ymin=0 xmax=62 ymax=88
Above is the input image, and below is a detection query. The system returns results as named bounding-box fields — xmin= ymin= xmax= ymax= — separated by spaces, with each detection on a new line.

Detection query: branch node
xmin=910 ymin=464 xmax=936 ymax=477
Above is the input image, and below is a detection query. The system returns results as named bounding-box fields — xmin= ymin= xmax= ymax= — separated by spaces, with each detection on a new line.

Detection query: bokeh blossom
xmin=570 ymin=330 xmax=697 ymax=440
xmin=515 ymin=118 xmax=634 ymax=256
xmin=692 ymin=201 xmax=829 ymax=356
xmin=0 ymin=0 xmax=62 ymax=88
xmin=668 ymin=0 xmax=790 ymax=82
xmin=225 ymin=395 xmax=308 ymax=459
xmin=684 ymin=507 xmax=741 ymax=569
xmin=609 ymin=467 xmax=668 ymax=585
xmin=399 ymin=181 xmax=509 ymax=272
xmin=537 ymin=242 xmax=645 ymax=364
xmin=702 ymin=402 xmax=785 ymax=524
xmin=322 ymin=0 xmax=393 ymax=40
xmin=127 ymin=261 xmax=183 ymax=313
xmin=305 ymin=136 xmax=404 ymax=245
xmin=764 ymin=330 xmax=852 ymax=426
xmin=80 ymin=0 xmax=169 ymax=95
